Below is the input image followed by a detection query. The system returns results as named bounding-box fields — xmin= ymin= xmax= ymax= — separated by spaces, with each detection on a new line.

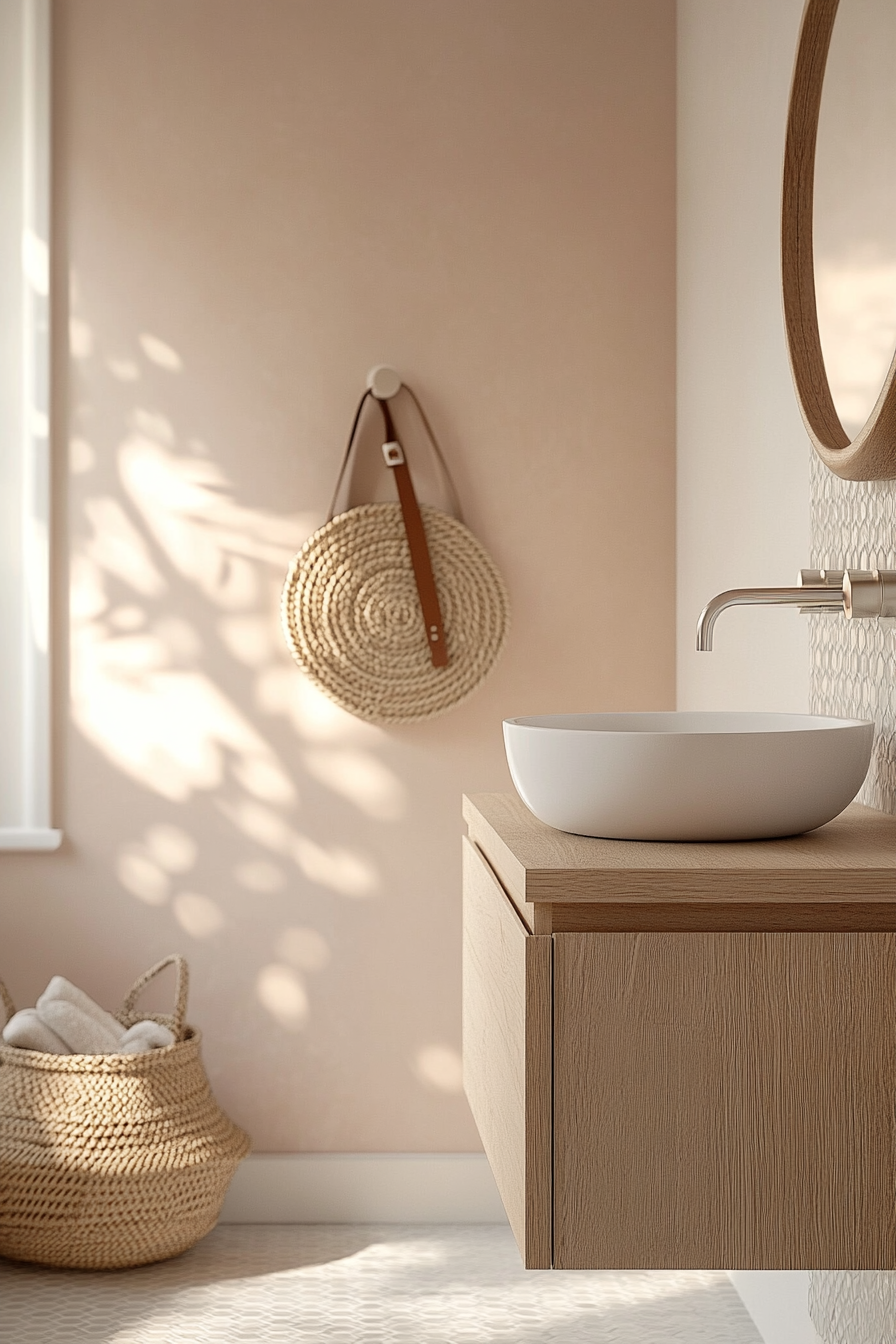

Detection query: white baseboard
xmin=219 ymin=1153 xmax=509 ymax=1225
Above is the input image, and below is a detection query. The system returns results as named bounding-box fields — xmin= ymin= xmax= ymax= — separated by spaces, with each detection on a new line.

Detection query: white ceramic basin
xmin=503 ymin=712 xmax=874 ymax=842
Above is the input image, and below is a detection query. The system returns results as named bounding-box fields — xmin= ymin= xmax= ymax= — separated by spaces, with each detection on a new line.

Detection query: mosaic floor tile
xmin=0 ymin=1224 xmax=760 ymax=1343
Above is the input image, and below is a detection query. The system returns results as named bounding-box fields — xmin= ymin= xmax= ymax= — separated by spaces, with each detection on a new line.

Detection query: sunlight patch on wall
xmin=218 ymin=799 xmax=295 ymax=853
xmin=220 ymin=798 xmax=380 ymax=896
xmin=83 ymin=497 xmax=166 ymax=597
xmin=69 ymin=436 xmax=95 ymax=473
xmin=69 ymin=317 xmax=93 ymax=359
xmin=414 ymin=1045 xmax=465 ymax=1095
xmin=70 ymin=555 xmax=107 ymax=622
xmin=231 ymin=756 xmax=297 ymax=806
xmin=302 ymin=748 xmax=406 ymax=821
xmin=292 ymin=835 xmax=378 ymax=898
xmin=139 ymin=332 xmax=183 ymax=371
xmin=117 ymin=846 xmax=171 ymax=906
xmin=69 ymin=405 xmax=404 ymax=1048
xmin=118 ymin=434 xmax=313 ymax=603
xmin=275 ymin=926 xmax=331 ymax=972
xmin=108 ymin=605 xmax=146 ymax=631
xmin=117 ymin=823 xmax=199 ymax=906
xmin=73 ymin=493 xmax=298 ymax=802
xmin=257 ymin=964 xmax=309 ymax=1030
xmin=106 ymin=356 xmax=140 ymax=382
xmin=234 ymin=860 xmax=286 ymax=893
xmin=144 ymin=824 xmax=197 ymax=874
xmin=172 ymin=891 xmax=225 ymax=938
xmin=73 ymin=628 xmax=289 ymax=802
xmin=255 ymin=666 xmax=385 ymax=746
xmin=152 ymin=616 xmax=203 ymax=665
xmin=219 ymin=615 xmax=276 ymax=668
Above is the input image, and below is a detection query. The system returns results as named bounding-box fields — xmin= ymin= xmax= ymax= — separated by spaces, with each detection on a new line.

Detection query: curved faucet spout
xmin=696 ymin=586 xmax=838 ymax=651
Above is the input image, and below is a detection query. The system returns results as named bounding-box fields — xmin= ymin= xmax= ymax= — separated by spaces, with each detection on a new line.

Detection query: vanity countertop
xmin=463 ymin=792 xmax=896 ymax=934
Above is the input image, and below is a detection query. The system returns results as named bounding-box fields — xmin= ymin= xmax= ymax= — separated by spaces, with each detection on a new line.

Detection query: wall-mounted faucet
xmin=696 ymin=569 xmax=896 ymax=650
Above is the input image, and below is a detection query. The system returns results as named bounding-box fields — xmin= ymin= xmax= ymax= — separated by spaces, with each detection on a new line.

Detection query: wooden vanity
xmin=462 ymin=793 xmax=896 ymax=1270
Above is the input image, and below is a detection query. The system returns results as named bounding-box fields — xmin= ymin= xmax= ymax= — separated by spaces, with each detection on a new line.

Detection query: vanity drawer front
xmin=462 ymin=837 xmax=552 ymax=1268
xmin=552 ymin=931 xmax=896 ymax=1270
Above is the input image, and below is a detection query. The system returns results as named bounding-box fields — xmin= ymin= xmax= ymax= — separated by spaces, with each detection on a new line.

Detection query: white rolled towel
xmin=2 ymin=1007 xmax=72 ymax=1054
xmin=5 ymin=1007 xmax=174 ymax=1056
xmin=38 ymin=976 xmax=125 ymax=1036
xmin=36 ymin=999 xmax=123 ymax=1054
xmin=36 ymin=976 xmax=126 ymax=1053
xmin=119 ymin=1020 xmax=176 ymax=1054
xmin=11 ymin=978 xmax=178 ymax=1056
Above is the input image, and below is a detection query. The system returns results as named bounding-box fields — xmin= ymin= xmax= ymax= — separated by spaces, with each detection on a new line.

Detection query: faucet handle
xmin=799 ymin=569 xmax=841 ymax=586
xmin=798 ymin=569 xmax=847 ymax=613
xmin=797 ymin=568 xmax=896 ymax=617
xmin=845 ymin=570 xmax=896 ymax=619
xmin=798 ymin=568 xmax=876 ymax=587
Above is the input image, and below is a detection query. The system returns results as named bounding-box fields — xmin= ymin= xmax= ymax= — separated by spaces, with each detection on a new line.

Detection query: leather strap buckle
xmin=382 ymin=441 xmax=405 ymax=467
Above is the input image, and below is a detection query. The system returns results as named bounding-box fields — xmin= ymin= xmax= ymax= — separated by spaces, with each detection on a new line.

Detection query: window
xmin=0 ymin=0 xmax=59 ymax=849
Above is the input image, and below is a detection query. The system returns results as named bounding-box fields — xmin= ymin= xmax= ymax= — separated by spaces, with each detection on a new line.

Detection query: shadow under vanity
xmin=462 ymin=792 xmax=896 ymax=1271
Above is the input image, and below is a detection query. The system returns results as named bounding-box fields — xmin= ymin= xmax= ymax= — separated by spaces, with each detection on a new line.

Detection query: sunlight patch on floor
xmin=0 ymin=1224 xmax=761 ymax=1344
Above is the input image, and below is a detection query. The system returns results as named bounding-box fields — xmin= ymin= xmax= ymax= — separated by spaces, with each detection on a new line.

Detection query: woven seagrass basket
xmin=0 ymin=956 xmax=250 ymax=1270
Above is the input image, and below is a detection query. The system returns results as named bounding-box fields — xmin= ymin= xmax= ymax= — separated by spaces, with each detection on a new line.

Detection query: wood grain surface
xmin=781 ymin=0 xmax=896 ymax=480
xmin=461 ymin=838 xmax=551 ymax=1268
xmin=464 ymin=794 xmax=896 ymax=918
xmin=552 ymin=931 xmax=896 ymax=1269
xmin=534 ymin=900 xmax=896 ymax=934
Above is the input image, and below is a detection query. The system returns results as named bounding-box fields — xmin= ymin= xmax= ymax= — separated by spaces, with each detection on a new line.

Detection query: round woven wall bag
xmin=282 ymin=384 xmax=510 ymax=724
xmin=0 ymin=957 xmax=250 ymax=1270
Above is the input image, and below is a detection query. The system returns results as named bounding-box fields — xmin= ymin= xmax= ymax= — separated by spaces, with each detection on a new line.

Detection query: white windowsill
xmin=0 ymin=828 xmax=61 ymax=851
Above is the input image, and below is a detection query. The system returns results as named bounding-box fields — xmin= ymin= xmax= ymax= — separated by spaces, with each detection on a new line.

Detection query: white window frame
xmin=0 ymin=0 xmax=59 ymax=849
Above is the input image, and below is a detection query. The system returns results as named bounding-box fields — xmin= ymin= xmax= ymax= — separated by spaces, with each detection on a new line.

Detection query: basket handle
xmin=0 ymin=979 xmax=15 ymax=1027
xmin=119 ymin=955 xmax=189 ymax=1039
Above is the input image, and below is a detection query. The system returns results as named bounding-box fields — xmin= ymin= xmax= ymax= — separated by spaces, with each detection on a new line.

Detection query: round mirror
xmin=782 ymin=0 xmax=896 ymax=480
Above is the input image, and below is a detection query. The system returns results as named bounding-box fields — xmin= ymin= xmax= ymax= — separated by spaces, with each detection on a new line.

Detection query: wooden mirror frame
xmin=782 ymin=0 xmax=896 ymax=480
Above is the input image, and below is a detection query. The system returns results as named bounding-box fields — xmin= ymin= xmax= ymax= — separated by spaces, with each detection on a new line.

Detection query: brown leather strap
xmin=380 ymin=399 xmax=448 ymax=668
xmin=324 ymin=387 xmax=452 ymax=669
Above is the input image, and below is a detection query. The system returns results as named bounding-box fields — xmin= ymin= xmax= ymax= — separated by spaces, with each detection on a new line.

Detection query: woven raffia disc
xmin=282 ymin=503 xmax=510 ymax=723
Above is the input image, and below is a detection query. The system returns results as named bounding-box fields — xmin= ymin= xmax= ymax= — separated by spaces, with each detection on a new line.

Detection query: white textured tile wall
xmin=809 ymin=1272 xmax=896 ymax=1344
xmin=807 ymin=462 xmax=896 ymax=1339
xmin=808 ymin=454 xmax=896 ymax=815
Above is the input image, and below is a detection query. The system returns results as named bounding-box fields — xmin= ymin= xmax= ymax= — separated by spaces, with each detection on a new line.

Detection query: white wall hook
xmin=366 ymin=365 xmax=402 ymax=400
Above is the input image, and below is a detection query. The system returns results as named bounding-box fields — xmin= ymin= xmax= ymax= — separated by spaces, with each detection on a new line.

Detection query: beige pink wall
xmin=0 ymin=0 xmax=675 ymax=1151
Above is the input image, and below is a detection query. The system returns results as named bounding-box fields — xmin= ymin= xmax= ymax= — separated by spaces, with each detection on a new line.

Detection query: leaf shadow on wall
xmin=66 ymin=313 xmax=469 ymax=1147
